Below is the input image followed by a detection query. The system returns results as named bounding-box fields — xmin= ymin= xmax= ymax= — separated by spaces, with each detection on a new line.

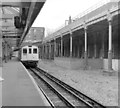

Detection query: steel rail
xmin=32 ymin=68 xmax=95 ymax=107
xmin=28 ymin=68 xmax=55 ymax=108
xmin=30 ymin=68 xmax=75 ymax=108
xmin=36 ymin=67 xmax=106 ymax=108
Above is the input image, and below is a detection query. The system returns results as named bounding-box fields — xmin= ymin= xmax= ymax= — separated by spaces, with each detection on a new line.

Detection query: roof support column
xmin=45 ymin=44 xmax=47 ymax=59
xmin=0 ymin=2 xmax=3 ymax=107
xmin=0 ymin=38 xmax=3 ymax=108
xmin=51 ymin=42 xmax=54 ymax=60
xmin=43 ymin=45 xmax=45 ymax=59
xmin=42 ymin=45 xmax=44 ymax=59
xmin=94 ymin=33 xmax=97 ymax=58
xmin=70 ymin=30 xmax=72 ymax=58
xmin=0 ymin=11 xmax=2 ymax=67
xmin=61 ymin=35 xmax=63 ymax=57
xmin=56 ymin=42 xmax=58 ymax=57
xmin=49 ymin=41 xmax=51 ymax=59
xmin=107 ymin=11 xmax=113 ymax=71
xmin=4 ymin=42 xmax=8 ymax=63
xmin=44 ymin=44 xmax=45 ymax=59
xmin=47 ymin=43 xmax=49 ymax=59
xmin=84 ymin=23 xmax=88 ymax=69
xmin=0 ymin=2 xmax=3 ymax=106
xmin=0 ymin=32 xmax=2 ymax=67
xmin=54 ymin=38 xmax=56 ymax=57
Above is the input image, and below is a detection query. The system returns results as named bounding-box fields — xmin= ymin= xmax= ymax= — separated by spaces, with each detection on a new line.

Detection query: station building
xmin=39 ymin=1 xmax=120 ymax=72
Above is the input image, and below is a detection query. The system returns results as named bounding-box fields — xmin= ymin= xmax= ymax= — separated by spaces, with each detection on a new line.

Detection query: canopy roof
xmin=0 ymin=0 xmax=46 ymax=48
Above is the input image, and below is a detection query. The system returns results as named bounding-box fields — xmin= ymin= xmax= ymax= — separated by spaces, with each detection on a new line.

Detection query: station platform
xmin=0 ymin=67 xmax=2 ymax=108
xmin=38 ymin=59 xmax=118 ymax=106
xmin=2 ymin=58 xmax=50 ymax=106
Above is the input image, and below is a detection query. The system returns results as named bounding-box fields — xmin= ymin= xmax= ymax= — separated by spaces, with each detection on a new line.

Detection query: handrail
xmin=48 ymin=0 xmax=112 ymax=36
xmin=72 ymin=0 xmax=110 ymax=20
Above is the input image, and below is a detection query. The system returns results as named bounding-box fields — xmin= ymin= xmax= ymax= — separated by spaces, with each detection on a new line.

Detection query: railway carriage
xmin=20 ymin=45 xmax=39 ymax=67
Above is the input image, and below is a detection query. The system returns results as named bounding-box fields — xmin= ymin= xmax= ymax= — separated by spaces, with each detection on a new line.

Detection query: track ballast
xmin=28 ymin=67 xmax=106 ymax=108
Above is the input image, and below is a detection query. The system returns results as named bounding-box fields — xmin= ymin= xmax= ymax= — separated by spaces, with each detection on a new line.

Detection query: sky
xmin=32 ymin=0 xmax=109 ymax=36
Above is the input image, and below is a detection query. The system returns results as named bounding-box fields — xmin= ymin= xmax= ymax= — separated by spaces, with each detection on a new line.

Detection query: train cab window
xmin=29 ymin=48 xmax=32 ymax=54
xmin=23 ymin=48 xmax=27 ymax=54
xmin=33 ymin=48 xmax=37 ymax=54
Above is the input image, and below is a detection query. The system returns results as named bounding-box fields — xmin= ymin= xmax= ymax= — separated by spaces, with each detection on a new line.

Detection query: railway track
xmin=28 ymin=67 xmax=106 ymax=108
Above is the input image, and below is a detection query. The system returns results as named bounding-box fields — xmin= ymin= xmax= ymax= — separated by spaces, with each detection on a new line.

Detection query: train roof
xmin=22 ymin=45 xmax=38 ymax=48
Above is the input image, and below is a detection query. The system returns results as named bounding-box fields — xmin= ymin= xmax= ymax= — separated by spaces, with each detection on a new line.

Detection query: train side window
xmin=29 ymin=48 xmax=31 ymax=54
xmin=23 ymin=48 xmax=27 ymax=54
xmin=33 ymin=48 xmax=37 ymax=54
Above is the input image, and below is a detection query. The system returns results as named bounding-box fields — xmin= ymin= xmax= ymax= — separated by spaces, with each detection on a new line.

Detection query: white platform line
xmin=20 ymin=62 xmax=51 ymax=106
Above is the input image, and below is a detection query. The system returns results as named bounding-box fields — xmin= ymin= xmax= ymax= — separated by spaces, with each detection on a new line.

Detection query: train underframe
xmin=22 ymin=60 xmax=38 ymax=68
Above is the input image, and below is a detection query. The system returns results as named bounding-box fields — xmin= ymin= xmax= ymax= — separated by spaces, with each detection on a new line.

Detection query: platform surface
xmin=2 ymin=58 xmax=49 ymax=106
xmin=0 ymin=67 xmax=2 ymax=108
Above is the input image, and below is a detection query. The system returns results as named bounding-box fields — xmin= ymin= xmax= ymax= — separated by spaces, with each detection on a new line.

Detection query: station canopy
xmin=0 ymin=0 xmax=46 ymax=49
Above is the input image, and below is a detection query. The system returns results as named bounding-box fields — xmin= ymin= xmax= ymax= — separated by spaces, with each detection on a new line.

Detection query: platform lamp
xmin=14 ymin=8 xmax=27 ymax=29
xmin=14 ymin=16 xmax=21 ymax=29
xmin=21 ymin=8 xmax=27 ymax=29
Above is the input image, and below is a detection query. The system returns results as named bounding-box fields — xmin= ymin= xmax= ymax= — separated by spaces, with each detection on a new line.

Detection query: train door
xmin=22 ymin=47 xmax=27 ymax=60
xmin=32 ymin=47 xmax=39 ymax=60
xmin=28 ymin=47 xmax=32 ymax=61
